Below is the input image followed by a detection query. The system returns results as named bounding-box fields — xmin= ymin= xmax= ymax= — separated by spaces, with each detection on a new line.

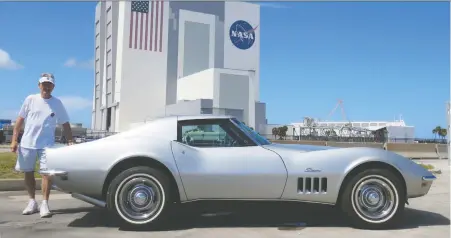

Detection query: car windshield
xmin=232 ymin=119 xmax=271 ymax=145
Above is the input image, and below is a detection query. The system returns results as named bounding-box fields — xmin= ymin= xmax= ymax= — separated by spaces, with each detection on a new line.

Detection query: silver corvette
xmin=41 ymin=115 xmax=436 ymax=229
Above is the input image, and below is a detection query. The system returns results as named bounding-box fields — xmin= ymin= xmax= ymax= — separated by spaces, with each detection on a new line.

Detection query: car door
xmin=171 ymin=118 xmax=288 ymax=200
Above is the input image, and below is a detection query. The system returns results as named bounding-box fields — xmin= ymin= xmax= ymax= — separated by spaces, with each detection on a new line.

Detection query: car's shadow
xmin=60 ymin=201 xmax=450 ymax=232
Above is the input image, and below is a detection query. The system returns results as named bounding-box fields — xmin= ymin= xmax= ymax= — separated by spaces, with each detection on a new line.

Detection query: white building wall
xmin=223 ymin=2 xmax=260 ymax=100
xmin=176 ymin=68 xmax=256 ymax=128
xmin=93 ymin=3 xmax=105 ymax=130
xmin=177 ymin=69 xmax=215 ymax=101
xmin=115 ymin=1 xmax=170 ymax=132
xmin=92 ymin=1 xmax=120 ymax=132
xmin=386 ymin=126 xmax=415 ymax=143
xmin=177 ymin=10 xmax=216 ymax=79
xmin=96 ymin=1 xmax=261 ymax=132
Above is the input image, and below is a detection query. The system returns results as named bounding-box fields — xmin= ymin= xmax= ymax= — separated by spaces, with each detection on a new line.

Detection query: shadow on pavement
xmin=62 ymin=202 xmax=450 ymax=232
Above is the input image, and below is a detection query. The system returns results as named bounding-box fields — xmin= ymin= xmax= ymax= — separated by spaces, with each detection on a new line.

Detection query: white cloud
xmin=0 ymin=49 xmax=23 ymax=70
xmin=63 ymin=58 xmax=94 ymax=70
xmin=257 ymin=2 xmax=289 ymax=9
xmin=59 ymin=96 xmax=92 ymax=112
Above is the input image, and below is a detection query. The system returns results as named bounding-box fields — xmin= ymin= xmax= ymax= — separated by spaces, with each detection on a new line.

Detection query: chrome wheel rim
xmin=351 ymin=175 xmax=398 ymax=223
xmin=115 ymin=174 xmax=165 ymax=223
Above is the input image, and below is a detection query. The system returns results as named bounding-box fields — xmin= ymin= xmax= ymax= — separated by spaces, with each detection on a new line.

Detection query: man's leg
xmin=24 ymin=172 xmax=36 ymax=199
xmin=38 ymin=149 xmax=52 ymax=218
xmin=41 ymin=175 xmax=51 ymax=201
xmin=15 ymin=147 xmax=39 ymax=215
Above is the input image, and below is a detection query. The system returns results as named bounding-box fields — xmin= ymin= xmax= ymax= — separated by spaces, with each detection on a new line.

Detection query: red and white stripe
xmin=129 ymin=1 xmax=164 ymax=52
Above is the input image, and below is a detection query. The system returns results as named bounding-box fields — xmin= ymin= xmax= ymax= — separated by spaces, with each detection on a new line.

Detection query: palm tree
xmin=438 ymin=128 xmax=447 ymax=141
xmin=433 ymin=126 xmax=442 ymax=140
xmin=272 ymin=127 xmax=279 ymax=139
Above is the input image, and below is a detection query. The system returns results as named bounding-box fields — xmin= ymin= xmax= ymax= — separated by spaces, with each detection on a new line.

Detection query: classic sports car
xmin=41 ymin=115 xmax=436 ymax=229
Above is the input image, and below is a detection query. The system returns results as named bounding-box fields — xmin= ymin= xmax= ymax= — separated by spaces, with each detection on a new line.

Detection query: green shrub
xmin=0 ymin=152 xmax=41 ymax=179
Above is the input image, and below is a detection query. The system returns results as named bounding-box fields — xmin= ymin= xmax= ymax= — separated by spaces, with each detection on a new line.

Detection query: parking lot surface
xmin=0 ymin=160 xmax=449 ymax=238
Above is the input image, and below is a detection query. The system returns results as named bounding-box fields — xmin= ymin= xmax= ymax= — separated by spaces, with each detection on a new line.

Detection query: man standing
xmin=10 ymin=73 xmax=73 ymax=218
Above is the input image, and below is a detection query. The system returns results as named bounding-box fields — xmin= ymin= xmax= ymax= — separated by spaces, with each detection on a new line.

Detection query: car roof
xmin=176 ymin=114 xmax=234 ymax=121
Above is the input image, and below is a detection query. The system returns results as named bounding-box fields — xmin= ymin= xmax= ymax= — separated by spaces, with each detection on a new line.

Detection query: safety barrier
xmin=385 ymin=143 xmax=438 ymax=159
xmin=326 ymin=142 xmax=385 ymax=149
xmin=436 ymin=144 xmax=449 ymax=159
xmin=269 ymin=140 xmax=448 ymax=159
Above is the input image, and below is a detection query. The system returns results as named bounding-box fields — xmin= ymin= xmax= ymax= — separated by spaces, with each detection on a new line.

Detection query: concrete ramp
xmin=436 ymin=144 xmax=449 ymax=159
xmin=327 ymin=142 xmax=385 ymax=149
xmin=386 ymin=143 xmax=438 ymax=159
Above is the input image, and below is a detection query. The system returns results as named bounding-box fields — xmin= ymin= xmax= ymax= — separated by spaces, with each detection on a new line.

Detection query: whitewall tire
xmin=106 ymin=166 xmax=172 ymax=227
xmin=340 ymin=168 xmax=405 ymax=229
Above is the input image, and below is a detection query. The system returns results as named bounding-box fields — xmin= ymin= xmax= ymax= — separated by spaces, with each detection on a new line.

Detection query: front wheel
xmin=106 ymin=166 xmax=172 ymax=228
xmin=340 ymin=168 xmax=405 ymax=229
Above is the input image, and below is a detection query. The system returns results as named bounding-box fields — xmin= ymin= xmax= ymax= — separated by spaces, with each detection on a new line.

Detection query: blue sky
xmin=0 ymin=2 xmax=449 ymax=138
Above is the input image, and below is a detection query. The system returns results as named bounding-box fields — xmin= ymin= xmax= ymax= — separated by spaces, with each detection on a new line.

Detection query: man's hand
xmin=11 ymin=116 xmax=24 ymax=153
xmin=62 ymin=122 xmax=73 ymax=146
xmin=10 ymin=141 xmax=18 ymax=153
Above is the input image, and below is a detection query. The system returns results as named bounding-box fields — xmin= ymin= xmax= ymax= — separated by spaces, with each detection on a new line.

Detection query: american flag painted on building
xmin=129 ymin=1 xmax=164 ymax=52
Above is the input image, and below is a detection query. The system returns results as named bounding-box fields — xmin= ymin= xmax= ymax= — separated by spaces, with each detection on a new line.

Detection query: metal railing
xmin=260 ymin=134 xmax=447 ymax=144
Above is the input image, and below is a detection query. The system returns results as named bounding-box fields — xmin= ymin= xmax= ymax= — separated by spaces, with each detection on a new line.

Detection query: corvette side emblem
xmin=305 ymin=168 xmax=321 ymax=173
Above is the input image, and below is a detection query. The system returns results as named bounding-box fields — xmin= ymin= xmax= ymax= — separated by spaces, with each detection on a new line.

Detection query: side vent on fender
xmin=297 ymin=177 xmax=328 ymax=194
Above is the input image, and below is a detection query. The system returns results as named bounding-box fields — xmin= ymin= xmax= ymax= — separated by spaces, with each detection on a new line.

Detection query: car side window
xmin=177 ymin=119 xmax=257 ymax=147
xmin=180 ymin=123 xmax=240 ymax=147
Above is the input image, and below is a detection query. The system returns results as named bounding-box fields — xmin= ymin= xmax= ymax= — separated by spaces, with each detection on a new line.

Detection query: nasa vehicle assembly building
xmin=92 ymin=1 xmax=266 ymax=133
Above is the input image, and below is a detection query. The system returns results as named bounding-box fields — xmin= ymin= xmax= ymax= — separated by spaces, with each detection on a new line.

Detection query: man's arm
xmin=57 ymin=99 xmax=73 ymax=145
xmin=12 ymin=116 xmax=24 ymax=144
xmin=11 ymin=96 xmax=30 ymax=152
xmin=62 ymin=122 xmax=73 ymax=144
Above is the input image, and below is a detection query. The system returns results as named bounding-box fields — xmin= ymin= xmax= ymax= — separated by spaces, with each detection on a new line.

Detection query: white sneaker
xmin=39 ymin=201 xmax=52 ymax=218
xmin=22 ymin=199 xmax=39 ymax=215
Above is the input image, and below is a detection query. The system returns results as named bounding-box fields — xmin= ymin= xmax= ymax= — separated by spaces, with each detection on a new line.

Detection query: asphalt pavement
xmin=0 ymin=160 xmax=449 ymax=238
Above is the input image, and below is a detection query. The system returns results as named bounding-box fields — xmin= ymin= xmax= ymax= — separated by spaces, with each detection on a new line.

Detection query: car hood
xmin=262 ymin=143 xmax=338 ymax=152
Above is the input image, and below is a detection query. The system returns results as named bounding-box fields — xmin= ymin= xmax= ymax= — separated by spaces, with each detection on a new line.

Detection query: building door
xmin=177 ymin=9 xmax=216 ymax=78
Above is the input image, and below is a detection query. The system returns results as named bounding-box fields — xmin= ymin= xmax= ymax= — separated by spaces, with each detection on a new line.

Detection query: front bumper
xmin=422 ymin=175 xmax=437 ymax=181
xmin=39 ymin=169 xmax=69 ymax=181
xmin=39 ymin=169 xmax=68 ymax=176
xmin=408 ymin=174 xmax=437 ymax=199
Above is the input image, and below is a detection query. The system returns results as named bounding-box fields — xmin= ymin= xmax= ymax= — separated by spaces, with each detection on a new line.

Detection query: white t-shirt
xmin=18 ymin=94 xmax=70 ymax=149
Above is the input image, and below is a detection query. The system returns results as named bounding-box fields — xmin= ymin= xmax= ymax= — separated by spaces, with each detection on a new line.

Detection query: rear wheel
xmin=340 ymin=168 xmax=405 ymax=229
xmin=106 ymin=166 xmax=172 ymax=228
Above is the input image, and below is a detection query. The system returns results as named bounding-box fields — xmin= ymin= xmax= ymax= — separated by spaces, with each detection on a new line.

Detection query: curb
xmin=0 ymin=179 xmax=42 ymax=191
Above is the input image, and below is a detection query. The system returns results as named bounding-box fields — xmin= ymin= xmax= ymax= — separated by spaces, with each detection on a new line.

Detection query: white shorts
xmin=14 ymin=147 xmax=48 ymax=173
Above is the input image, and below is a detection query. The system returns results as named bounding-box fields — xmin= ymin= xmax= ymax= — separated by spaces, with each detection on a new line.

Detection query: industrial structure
xmin=92 ymin=1 xmax=266 ymax=133
xmin=263 ymin=100 xmax=415 ymax=143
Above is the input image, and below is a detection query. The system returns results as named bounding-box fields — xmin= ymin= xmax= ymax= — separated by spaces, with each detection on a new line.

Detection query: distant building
xmin=297 ymin=119 xmax=414 ymax=143
xmin=262 ymin=118 xmax=415 ymax=143
xmin=0 ymin=119 xmax=11 ymax=129
xmin=1 ymin=123 xmax=88 ymax=143
xmin=92 ymin=1 xmax=266 ymax=133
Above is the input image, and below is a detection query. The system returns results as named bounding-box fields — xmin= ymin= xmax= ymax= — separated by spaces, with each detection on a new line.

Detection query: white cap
xmin=38 ymin=76 xmax=55 ymax=85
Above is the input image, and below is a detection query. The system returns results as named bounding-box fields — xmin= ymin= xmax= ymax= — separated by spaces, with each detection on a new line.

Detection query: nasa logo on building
xmin=229 ymin=20 xmax=257 ymax=50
